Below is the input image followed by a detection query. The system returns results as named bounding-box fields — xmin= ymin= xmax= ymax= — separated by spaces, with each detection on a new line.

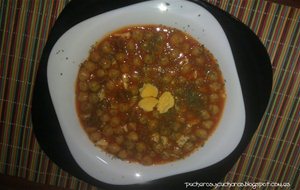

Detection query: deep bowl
xmin=47 ymin=0 xmax=245 ymax=185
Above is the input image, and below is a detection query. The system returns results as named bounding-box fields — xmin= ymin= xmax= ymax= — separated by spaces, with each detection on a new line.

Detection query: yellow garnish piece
xmin=138 ymin=97 xmax=159 ymax=112
xmin=138 ymin=83 xmax=175 ymax=113
xmin=157 ymin=91 xmax=175 ymax=113
xmin=139 ymin=83 xmax=158 ymax=98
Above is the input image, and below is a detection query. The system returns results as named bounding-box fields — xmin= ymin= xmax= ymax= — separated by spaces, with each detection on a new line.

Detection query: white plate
xmin=47 ymin=0 xmax=245 ymax=185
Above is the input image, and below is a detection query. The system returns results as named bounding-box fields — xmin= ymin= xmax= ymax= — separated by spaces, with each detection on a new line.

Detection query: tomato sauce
xmin=75 ymin=25 xmax=226 ymax=165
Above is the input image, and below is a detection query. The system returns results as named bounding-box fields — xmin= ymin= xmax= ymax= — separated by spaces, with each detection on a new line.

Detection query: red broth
xmin=75 ymin=25 xmax=226 ymax=165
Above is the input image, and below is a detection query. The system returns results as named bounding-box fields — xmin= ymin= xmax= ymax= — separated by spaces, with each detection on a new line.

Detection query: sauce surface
xmin=75 ymin=25 xmax=226 ymax=165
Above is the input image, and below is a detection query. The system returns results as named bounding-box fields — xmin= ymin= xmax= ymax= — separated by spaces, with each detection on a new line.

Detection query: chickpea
xmin=208 ymin=71 xmax=218 ymax=81
xmin=110 ymin=116 xmax=120 ymax=126
xmin=115 ymin=135 xmax=124 ymax=144
xmin=148 ymin=120 xmax=158 ymax=131
xmin=145 ymin=31 xmax=153 ymax=39
xmin=157 ymin=33 xmax=165 ymax=41
xmin=116 ymin=53 xmax=126 ymax=62
xmin=170 ymin=49 xmax=180 ymax=59
xmin=108 ymin=143 xmax=121 ymax=154
xmin=177 ymin=116 xmax=186 ymax=123
xmin=160 ymin=136 xmax=169 ymax=146
xmin=160 ymin=56 xmax=169 ymax=66
xmin=139 ymin=115 xmax=148 ymax=125
xmin=114 ymin=127 xmax=124 ymax=135
xmin=118 ymin=150 xmax=128 ymax=159
xmin=78 ymin=67 xmax=90 ymax=81
xmin=144 ymin=77 xmax=152 ymax=83
xmin=151 ymin=133 xmax=160 ymax=143
xmin=96 ymin=109 xmax=103 ymax=117
xmin=200 ymin=110 xmax=210 ymax=120
xmin=173 ymin=146 xmax=182 ymax=157
xmin=195 ymin=129 xmax=208 ymax=139
xmin=162 ymin=153 xmax=170 ymax=160
xmin=195 ymin=55 xmax=205 ymax=65
xmin=80 ymin=103 xmax=92 ymax=113
xmin=128 ymin=122 xmax=137 ymax=131
xmin=173 ymin=122 xmax=181 ymax=132
xmin=189 ymin=135 xmax=197 ymax=142
xmin=101 ymin=113 xmax=110 ymax=122
xmin=132 ymin=30 xmax=143 ymax=41
xmin=152 ymin=110 xmax=160 ymax=119
xmin=149 ymin=151 xmax=157 ymax=158
xmin=160 ymin=128 xmax=170 ymax=136
xmin=209 ymin=82 xmax=222 ymax=91
xmin=85 ymin=61 xmax=97 ymax=71
xmin=88 ymin=93 xmax=99 ymax=103
xmin=127 ymin=131 xmax=138 ymax=141
xmin=141 ymin=156 xmax=153 ymax=165
xmin=170 ymin=33 xmax=184 ymax=46
xmin=191 ymin=46 xmax=204 ymax=56
xmin=129 ymin=97 xmax=138 ymax=108
xmin=100 ymin=58 xmax=111 ymax=69
xmin=120 ymin=64 xmax=130 ymax=73
xmin=129 ymin=86 xmax=139 ymax=95
xmin=182 ymin=43 xmax=190 ymax=54
xmin=178 ymin=76 xmax=187 ymax=83
xmin=133 ymin=57 xmax=141 ymax=66
xmin=103 ymin=127 xmax=114 ymax=136
xmin=96 ymin=69 xmax=106 ymax=78
xmin=78 ymin=81 xmax=88 ymax=91
xmin=126 ymin=40 xmax=135 ymax=51
xmin=181 ymin=64 xmax=192 ymax=74
xmin=81 ymin=113 xmax=91 ymax=121
xmin=124 ymin=140 xmax=135 ymax=150
xmin=110 ymin=103 xmax=118 ymax=110
xmin=188 ymin=119 xmax=201 ymax=126
xmin=77 ymin=92 xmax=88 ymax=102
xmin=209 ymin=105 xmax=220 ymax=115
xmin=88 ymin=80 xmax=100 ymax=92
xmin=183 ymin=141 xmax=193 ymax=152
xmin=136 ymin=142 xmax=146 ymax=152
xmin=210 ymin=93 xmax=219 ymax=102
xmin=203 ymin=120 xmax=213 ymax=129
xmin=106 ymin=80 xmax=115 ymax=91
xmin=184 ymin=126 xmax=192 ymax=134
xmin=90 ymin=51 xmax=101 ymax=63
xmin=85 ymin=127 xmax=97 ymax=133
xmin=195 ymin=78 xmax=204 ymax=85
xmin=108 ymin=69 xmax=120 ymax=78
xmin=144 ymin=54 xmax=154 ymax=64
xmin=101 ymin=41 xmax=112 ymax=53
xmin=136 ymin=153 xmax=142 ymax=160
xmin=163 ymin=75 xmax=172 ymax=83
xmin=89 ymin=132 xmax=102 ymax=142
xmin=119 ymin=103 xmax=129 ymax=112
xmin=95 ymin=139 xmax=108 ymax=149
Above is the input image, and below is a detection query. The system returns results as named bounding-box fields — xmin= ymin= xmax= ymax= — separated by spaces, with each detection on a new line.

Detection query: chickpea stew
xmin=75 ymin=25 xmax=226 ymax=165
